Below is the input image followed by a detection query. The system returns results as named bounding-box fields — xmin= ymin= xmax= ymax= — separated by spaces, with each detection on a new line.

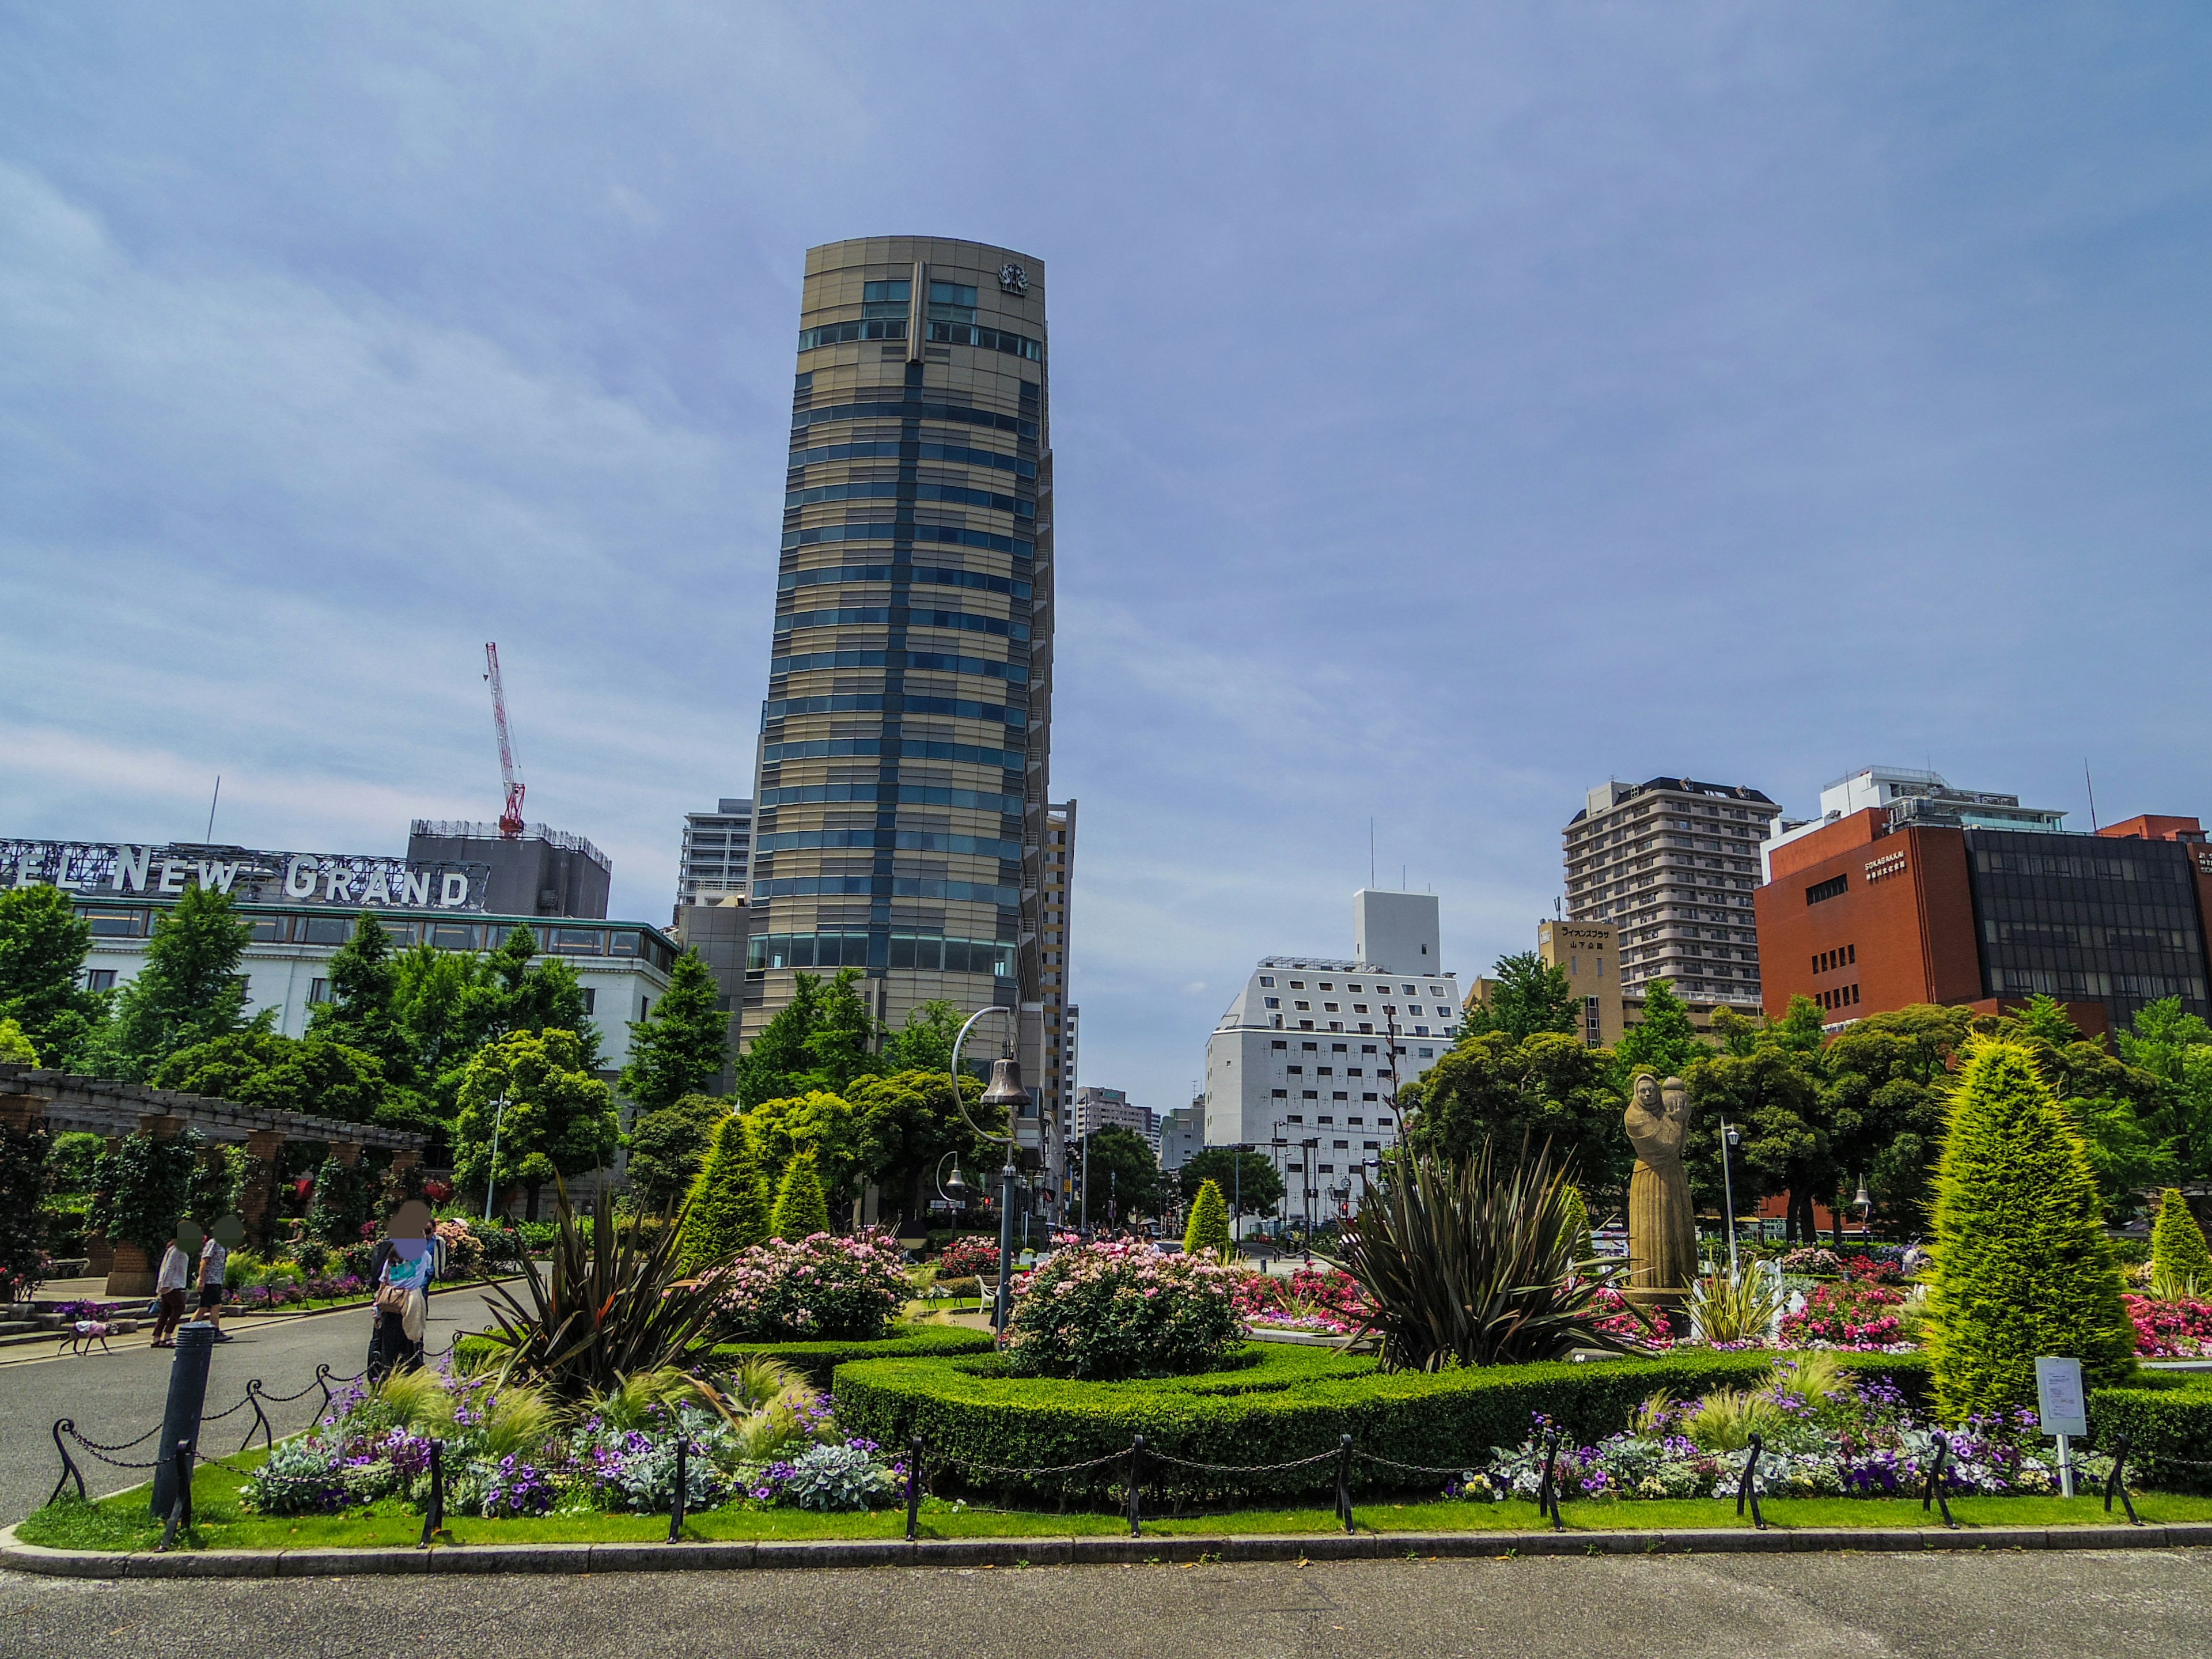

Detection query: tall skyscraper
xmin=1565 ymin=777 xmax=1781 ymax=1007
xmin=743 ymin=237 xmax=1055 ymax=1157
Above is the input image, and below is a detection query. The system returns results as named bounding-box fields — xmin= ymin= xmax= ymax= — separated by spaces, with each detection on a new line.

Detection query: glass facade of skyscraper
xmin=742 ymin=238 xmax=1054 ymax=1123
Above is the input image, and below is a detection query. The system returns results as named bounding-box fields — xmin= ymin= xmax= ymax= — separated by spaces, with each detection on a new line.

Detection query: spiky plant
xmin=1686 ymin=1268 xmax=1785 ymax=1345
xmin=474 ymin=1176 xmax=730 ymax=1400
xmin=1331 ymin=1138 xmax=1631 ymax=1371
xmin=1684 ymin=1386 xmax=1783 ymax=1452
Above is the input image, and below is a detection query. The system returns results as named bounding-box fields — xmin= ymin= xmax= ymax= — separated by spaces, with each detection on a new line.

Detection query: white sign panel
xmin=2035 ymin=1355 xmax=2088 ymax=1437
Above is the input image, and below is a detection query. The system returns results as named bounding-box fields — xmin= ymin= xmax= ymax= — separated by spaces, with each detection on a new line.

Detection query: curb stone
xmin=4 ymin=1521 xmax=2208 ymax=1579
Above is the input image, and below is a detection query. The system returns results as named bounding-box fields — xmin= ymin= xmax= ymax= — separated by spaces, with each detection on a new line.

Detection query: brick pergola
xmin=0 ymin=1063 xmax=429 ymax=1296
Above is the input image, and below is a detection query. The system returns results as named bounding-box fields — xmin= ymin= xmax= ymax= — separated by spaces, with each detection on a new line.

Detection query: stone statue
xmin=1623 ymin=1073 xmax=1696 ymax=1308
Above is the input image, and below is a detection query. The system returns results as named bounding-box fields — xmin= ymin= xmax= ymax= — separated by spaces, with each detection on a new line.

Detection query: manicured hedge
xmin=449 ymin=1321 xmax=995 ymax=1387
xmin=2092 ymin=1372 xmax=2212 ymax=1494
xmin=832 ymin=1344 xmax=1931 ymax=1505
xmin=710 ymin=1324 xmax=995 ymax=1388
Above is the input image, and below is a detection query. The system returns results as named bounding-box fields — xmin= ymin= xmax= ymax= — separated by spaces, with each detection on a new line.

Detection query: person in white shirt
xmin=198 ymin=1215 xmax=245 ymax=1343
xmin=151 ymin=1220 xmax=202 ymax=1348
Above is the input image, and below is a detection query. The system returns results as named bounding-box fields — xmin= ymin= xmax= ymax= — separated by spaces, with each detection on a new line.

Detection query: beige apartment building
xmin=740 ymin=236 xmax=1056 ymax=1161
xmin=1563 ymin=777 xmax=1782 ymax=1010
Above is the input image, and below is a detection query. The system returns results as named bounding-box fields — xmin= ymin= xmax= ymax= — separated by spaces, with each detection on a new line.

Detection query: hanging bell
xmin=1853 ymin=1178 xmax=1872 ymax=1210
xmin=979 ymin=1055 xmax=1029 ymax=1111
xmin=944 ymin=1161 xmax=969 ymax=1202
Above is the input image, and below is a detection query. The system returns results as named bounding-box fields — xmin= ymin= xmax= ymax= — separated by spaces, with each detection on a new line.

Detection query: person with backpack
xmin=369 ymin=1200 xmax=436 ymax=1378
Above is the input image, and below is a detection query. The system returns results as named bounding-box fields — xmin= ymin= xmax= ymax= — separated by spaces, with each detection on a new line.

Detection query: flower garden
xmin=25 ymin=1037 xmax=2212 ymax=1556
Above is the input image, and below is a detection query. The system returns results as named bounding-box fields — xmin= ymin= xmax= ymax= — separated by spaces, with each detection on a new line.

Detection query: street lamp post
xmin=481 ymin=1095 xmax=510 ymax=1224
xmin=949 ymin=1006 xmax=1032 ymax=1335
xmin=1719 ymin=1119 xmax=1743 ymax=1280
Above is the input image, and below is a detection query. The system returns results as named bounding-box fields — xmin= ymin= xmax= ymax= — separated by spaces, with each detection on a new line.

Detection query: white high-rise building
xmin=1202 ymin=889 xmax=1460 ymax=1227
xmin=676 ymin=798 xmax=753 ymax=912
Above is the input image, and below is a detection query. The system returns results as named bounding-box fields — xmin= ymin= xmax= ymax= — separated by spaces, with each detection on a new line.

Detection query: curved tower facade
xmin=742 ymin=236 xmax=1055 ymax=1161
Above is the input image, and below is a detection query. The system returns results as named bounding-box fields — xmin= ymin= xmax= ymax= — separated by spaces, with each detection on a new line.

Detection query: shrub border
xmin=831 ymin=1346 xmax=1933 ymax=1503
xmin=449 ymin=1321 xmax=995 ymax=1387
xmin=2091 ymin=1373 xmax=2212 ymax=1495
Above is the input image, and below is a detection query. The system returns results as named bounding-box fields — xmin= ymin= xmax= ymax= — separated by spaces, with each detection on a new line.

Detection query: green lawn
xmin=20 ymin=1450 xmax=2210 ymax=1555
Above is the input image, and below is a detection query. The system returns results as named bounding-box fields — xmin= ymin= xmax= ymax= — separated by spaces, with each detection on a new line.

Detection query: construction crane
xmin=482 ymin=641 xmax=526 ymax=838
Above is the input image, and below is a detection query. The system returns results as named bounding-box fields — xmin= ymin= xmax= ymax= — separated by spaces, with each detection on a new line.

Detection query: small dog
xmin=63 ymin=1319 xmax=112 ymax=1357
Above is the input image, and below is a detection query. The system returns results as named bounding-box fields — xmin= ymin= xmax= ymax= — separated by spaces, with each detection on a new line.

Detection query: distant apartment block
xmin=676 ymin=798 xmax=753 ymax=914
xmin=1566 ymin=777 xmax=1781 ymax=1009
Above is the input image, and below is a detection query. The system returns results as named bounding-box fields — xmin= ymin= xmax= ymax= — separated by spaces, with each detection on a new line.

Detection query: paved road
xmin=3 ymin=1548 xmax=2209 ymax=1658
xmin=0 ymin=1286 xmax=503 ymax=1525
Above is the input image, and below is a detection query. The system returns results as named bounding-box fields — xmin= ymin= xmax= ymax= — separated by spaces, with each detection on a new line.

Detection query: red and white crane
xmin=482 ymin=641 xmax=526 ymax=838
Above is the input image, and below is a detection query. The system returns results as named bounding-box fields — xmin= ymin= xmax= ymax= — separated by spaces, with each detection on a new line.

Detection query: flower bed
xmin=832 ymin=1344 xmax=1933 ymax=1505
xmin=1777 ymin=1281 xmax=1910 ymax=1350
xmin=239 ymin=1362 xmax=907 ymax=1521
xmin=2126 ymin=1294 xmax=2212 ymax=1359
xmin=705 ymin=1230 xmax=910 ymax=1343
xmin=1232 ymin=1266 xmax=1369 ymax=1335
xmin=1463 ymin=1354 xmax=2088 ymax=1503
xmin=1002 ymin=1237 xmax=1242 ymax=1380
xmin=934 ymin=1236 xmax=1002 ymax=1278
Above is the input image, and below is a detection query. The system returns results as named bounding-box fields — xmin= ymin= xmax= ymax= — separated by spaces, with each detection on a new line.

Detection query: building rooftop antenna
xmin=483 ymin=642 xmax=527 ymax=839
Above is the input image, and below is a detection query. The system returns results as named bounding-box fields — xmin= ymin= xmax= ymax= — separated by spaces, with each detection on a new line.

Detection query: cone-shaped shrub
xmin=1925 ymin=1038 xmax=2135 ymax=1419
xmin=676 ymin=1113 xmax=770 ymax=1270
xmin=768 ymin=1147 xmax=832 ymax=1242
xmin=1560 ymin=1181 xmax=1593 ymax=1266
xmin=1183 ymin=1178 xmax=1230 ymax=1257
xmin=2151 ymin=1187 xmax=2212 ymax=1298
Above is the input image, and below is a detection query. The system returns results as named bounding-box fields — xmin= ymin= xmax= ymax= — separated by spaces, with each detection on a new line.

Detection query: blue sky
xmin=5 ymin=5 xmax=2210 ymax=1111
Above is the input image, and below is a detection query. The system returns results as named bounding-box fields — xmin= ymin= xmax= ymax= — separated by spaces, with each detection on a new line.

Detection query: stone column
xmin=333 ymin=1141 xmax=363 ymax=1166
xmin=0 ymin=1092 xmax=46 ymax=1134
xmin=106 ymin=1116 xmax=187 ymax=1297
xmin=240 ymin=1130 xmax=286 ymax=1250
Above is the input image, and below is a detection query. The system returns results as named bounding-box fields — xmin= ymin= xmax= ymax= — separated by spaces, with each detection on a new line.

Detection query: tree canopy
xmin=453 ymin=1027 xmax=619 ymax=1219
xmin=1074 ymin=1124 xmax=1169 ymax=1224
xmin=0 ymin=884 xmax=107 ymax=1069
xmin=1463 ymin=952 xmax=1577 ymax=1043
xmin=1176 ymin=1146 xmax=1286 ymax=1215
xmin=619 ymin=949 xmax=729 ymax=1116
xmin=1399 ymin=1031 xmax=1631 ymax=1211
xmin=90 ymin=885 xmax=262 ymax=1080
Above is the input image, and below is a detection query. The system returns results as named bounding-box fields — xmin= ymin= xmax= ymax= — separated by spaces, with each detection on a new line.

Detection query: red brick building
xmin=1756 ymin=808 xmax=2212 ymax=1035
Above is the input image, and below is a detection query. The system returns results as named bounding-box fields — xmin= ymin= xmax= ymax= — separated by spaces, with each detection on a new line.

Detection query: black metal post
xmin=1127 ymin=1434 xmax=1145 ymax=1536
xmin=243 ymin=1379 xmax=275 ymax=1453
xmin=1922 ymin=1433 xmax=1956 ymax=1529
xmin=418 ymin=1440 xmax=445 ymax=1547
xmin=906 ymin=1436 xmax=924 ymax=1541
xmin=1734 ymin=1433 xmax=1766 ymax=1530
xmin=1335 ymin=1434 xmax=1355 ymax=1534
xmin=150 ymin=1322 xmax=216 ymax=1521
xmin=1536 ymin=1424 xmax=1565 ymax=1531
xmin=314 ymin=1362 xmax=336 ymax=1416
xmin=47 ymin=1420 xmax=85 ymax=1506
xmin=669 ymin=1435 xmax=688 ymax=1542
xmin=2104 ymin=1434 xmax=2139 ymax=1524
xmin=995 ymin=1156 xmax=1019 ymax=1332
xmin=157 ymin=1438 xmax=194 ymax=1551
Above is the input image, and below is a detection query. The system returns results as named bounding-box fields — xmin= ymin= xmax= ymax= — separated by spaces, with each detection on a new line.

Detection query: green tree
xmin=677 ymin=1113 xmax=772 ymax=1268
xmin=1820 ymin=1002 xmax=1972 ymax=1234
xmin=305 ymin=912 xmax=411 ymax=1077
xmin=733 ymin=969 xmax=887 ymax=1105
xmin=1979 ymin=995 xmax=2171 ymax=1224
xmin=306 ymin=1155 xmax=373 ymax=1245
xmin=90 ymin=885 xmax=262 ymax=1080
xmin=1398 ymin=1031 xmax=1630 ymax=1211
xmin=1176 ymin=1146 xmax=1286 ymax=1217
xmin=453 ymin=1028 xmax=619 ymax=1220
xmin=45 ymin=1131 xmax=103 ymax=1196
xmin=89 ymin=1130 xmax=199 ymax=1254
xmin=619 ymin=950 xmax=729 ymax=1116
xmin=2120 ymin=998 xmax=2212 ymax=1184
xmin=1075 ymin=1124 xmax=1167 ymax=1225
xmin=626 ymin=1092 xmax=732 ymax=1213
xmin=849 ymin=1068 xmax=994 ymax=1234
xmin=1612 ymin=979 xmax=1703 ymax=1084
xmin=745 ymin=1089 xmax=865 ymax=1214
xmin=0 ymin=1115 xmax=51 ymax=1297
xmin=0 ymin=883 xmax=107 ymax=1069
xmin=390 ymin=942 xmax=491 ymax=1106
xmin=768 ymin=1147 xmax=833 ymax=1241
xmin=881 ymin=999 xmax=965 ymax=1074
xmin=2150 ymin=1186 xmax=2212 ymax=1298
xmin=1463 ymin=952 xmax=1578 ymax=1043
xmin=1685 ymin=1044 xmax=1831 ymax=1240
xmin=0 ymin=1016 xmax=35 ymax=1065
xmin=187 ymin=1143 xmax=244 ymax=1225
xmin=1924 ymin=1038 xmax=2136 ymax=1419
xmin=1182 ymin=1177 xmax=1230 ymax=1256
xmin=151 ymin=1029 xmax=387 ymax=1123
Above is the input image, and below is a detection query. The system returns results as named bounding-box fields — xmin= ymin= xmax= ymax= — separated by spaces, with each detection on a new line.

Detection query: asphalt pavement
xmin=3 ymin=1548 xmax=2211 ymax=1658
xmin=0 ymin=1285 xmax=504 ymax=1526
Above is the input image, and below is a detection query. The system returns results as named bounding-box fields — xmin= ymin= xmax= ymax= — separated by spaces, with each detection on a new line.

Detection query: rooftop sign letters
xmin=1865 ymin=850 xmax=1908 ymax=884
xmin=0 ymin=842 xmax=490 ymax=912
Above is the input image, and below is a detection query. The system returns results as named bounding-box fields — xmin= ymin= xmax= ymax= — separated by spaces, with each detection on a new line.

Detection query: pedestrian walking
xmin=198 ymin=1215 xmax=244 ymax=1342
xmin=369 ymin=1200 xmax=436 ymax=1378
xmin=150 ymin=1220 xmax=202 ymax=1348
